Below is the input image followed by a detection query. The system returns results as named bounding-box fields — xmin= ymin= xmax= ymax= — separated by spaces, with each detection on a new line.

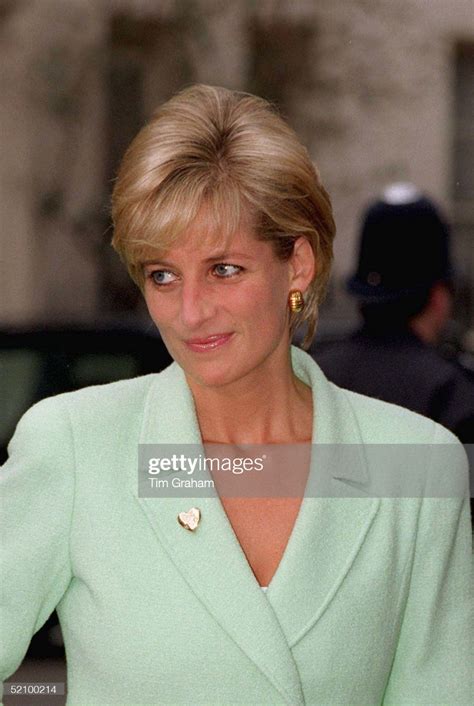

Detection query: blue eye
xmin=150 ymin=270 xmax=176 ymax=286
xmin=146 ymin=264 xmax=243 ymax=287
xmin=213 ymin=264 xmax=243 ymax=278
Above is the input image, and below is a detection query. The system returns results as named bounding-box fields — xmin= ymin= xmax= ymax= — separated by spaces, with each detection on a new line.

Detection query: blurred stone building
xmin=1 ymin=0 xmax=473 ymax=341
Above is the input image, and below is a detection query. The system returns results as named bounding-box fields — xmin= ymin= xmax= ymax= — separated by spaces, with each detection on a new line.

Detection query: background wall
xmin=1 ymin=0 xmax=473 ymax=344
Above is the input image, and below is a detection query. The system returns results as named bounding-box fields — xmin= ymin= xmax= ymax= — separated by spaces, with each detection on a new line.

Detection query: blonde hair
xmin=111 ymin=84 xmax=335 ymax=349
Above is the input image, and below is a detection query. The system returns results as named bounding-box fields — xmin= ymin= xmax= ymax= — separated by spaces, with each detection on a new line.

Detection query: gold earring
xmin=288 ymin=289 xmax=304 ymax=313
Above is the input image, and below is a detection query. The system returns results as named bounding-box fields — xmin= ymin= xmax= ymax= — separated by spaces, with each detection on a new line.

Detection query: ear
xmin=288 ymin=237 xmax=316 ymax=293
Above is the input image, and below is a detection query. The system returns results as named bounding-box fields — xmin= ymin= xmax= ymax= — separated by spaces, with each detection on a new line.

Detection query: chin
xmin=184 ymin=360 xmax=245 ymax=389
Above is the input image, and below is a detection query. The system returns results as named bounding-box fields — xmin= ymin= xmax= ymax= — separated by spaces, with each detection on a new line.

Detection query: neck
xmin=185 ymin=347 xmax=313 ymax=444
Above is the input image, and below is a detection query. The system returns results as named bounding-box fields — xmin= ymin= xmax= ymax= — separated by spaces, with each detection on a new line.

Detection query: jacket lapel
xmin=131 ymin=359 xmax=304 ymax=706
xmin=264 ymin=348 xmax=381 ymax=647
xmin=130 ymin=346 xmax=380 ymax=705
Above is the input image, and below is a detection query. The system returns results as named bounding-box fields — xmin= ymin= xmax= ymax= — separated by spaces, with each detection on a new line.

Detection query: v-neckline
xmin=218 ymin=492 xmax=309 ymax=592
xmin=200 ymin=439 xmax=315 ymax=595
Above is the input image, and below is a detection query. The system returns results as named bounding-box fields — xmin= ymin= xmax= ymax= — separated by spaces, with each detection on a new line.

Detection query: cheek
xmin=144 ymin=286 xmax=174 ymax=319
xmin=236 ymin=276 xmax=289 ymax=332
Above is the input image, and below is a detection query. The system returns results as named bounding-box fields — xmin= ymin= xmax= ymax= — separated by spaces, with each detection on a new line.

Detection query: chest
xmin=219 ymin=496 xmax=303 ymax=587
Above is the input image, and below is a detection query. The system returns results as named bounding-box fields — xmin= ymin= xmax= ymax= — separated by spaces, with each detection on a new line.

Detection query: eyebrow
xmin=141 ymin=252 xmax=255 ymax=267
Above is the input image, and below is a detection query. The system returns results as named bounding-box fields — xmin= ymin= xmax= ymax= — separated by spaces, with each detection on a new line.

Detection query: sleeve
xmin=382 ymin=423 xmax=473 ymax=705
xmin=0 ymin=396 xmax=74 ymax=688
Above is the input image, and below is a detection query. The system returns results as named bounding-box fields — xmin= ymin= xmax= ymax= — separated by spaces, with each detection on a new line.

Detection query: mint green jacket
xmin=1 ymin=346 xmax=472 ymax=705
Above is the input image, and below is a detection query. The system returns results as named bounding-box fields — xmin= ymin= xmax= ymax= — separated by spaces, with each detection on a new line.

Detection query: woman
xmin=1 ymin=85 xmax=472 ymax=706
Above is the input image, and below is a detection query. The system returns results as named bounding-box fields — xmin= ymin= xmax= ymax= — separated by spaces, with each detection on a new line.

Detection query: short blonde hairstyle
xmin=111 ymin=84 xmax=335 ymax=349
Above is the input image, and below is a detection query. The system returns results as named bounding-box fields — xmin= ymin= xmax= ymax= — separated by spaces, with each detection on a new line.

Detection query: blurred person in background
xmin=313 ymin=183 xmax=474 ymax=523
xmin=1 ymin=90 xmax=472 ymax=706
xmin=313 ymin=183 xmax=474 ymax=440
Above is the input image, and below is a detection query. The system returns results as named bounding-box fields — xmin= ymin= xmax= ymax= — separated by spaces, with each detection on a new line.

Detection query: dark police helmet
xmin=347 ymin=183 xmax=455 ymax=304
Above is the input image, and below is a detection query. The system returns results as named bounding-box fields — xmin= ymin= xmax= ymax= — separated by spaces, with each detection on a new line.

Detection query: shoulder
xmin=295 ymin=343 xmax=470 ymax=499
xmin=338 ymin=384 xmax=469 ymax=497
xmin=338 ymin=381 xmax=461 ymax=444
xmin=25 ymin=373 xmax=155 ymax=418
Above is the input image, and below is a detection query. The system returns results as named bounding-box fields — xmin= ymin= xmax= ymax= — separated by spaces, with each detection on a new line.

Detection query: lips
xmin=185 ymin=333 xmax=234 ymax=351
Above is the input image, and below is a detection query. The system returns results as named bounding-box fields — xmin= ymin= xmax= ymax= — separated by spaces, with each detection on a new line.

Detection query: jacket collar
xmin=131 ymin=345 xmax=380 ymax=705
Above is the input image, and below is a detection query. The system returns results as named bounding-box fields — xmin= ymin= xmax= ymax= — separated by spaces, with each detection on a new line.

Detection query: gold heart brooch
xmin=177 ymin=507 xmax=201 ymax=531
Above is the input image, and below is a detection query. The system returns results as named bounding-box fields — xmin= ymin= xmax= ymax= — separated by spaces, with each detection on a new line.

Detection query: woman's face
xmin=141 ymin=209 xmax=314 ymax=389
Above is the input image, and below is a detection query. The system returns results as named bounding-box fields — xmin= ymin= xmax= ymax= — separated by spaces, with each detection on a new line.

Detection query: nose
xmin=179 ymin=278 xmax=216 ymax=330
